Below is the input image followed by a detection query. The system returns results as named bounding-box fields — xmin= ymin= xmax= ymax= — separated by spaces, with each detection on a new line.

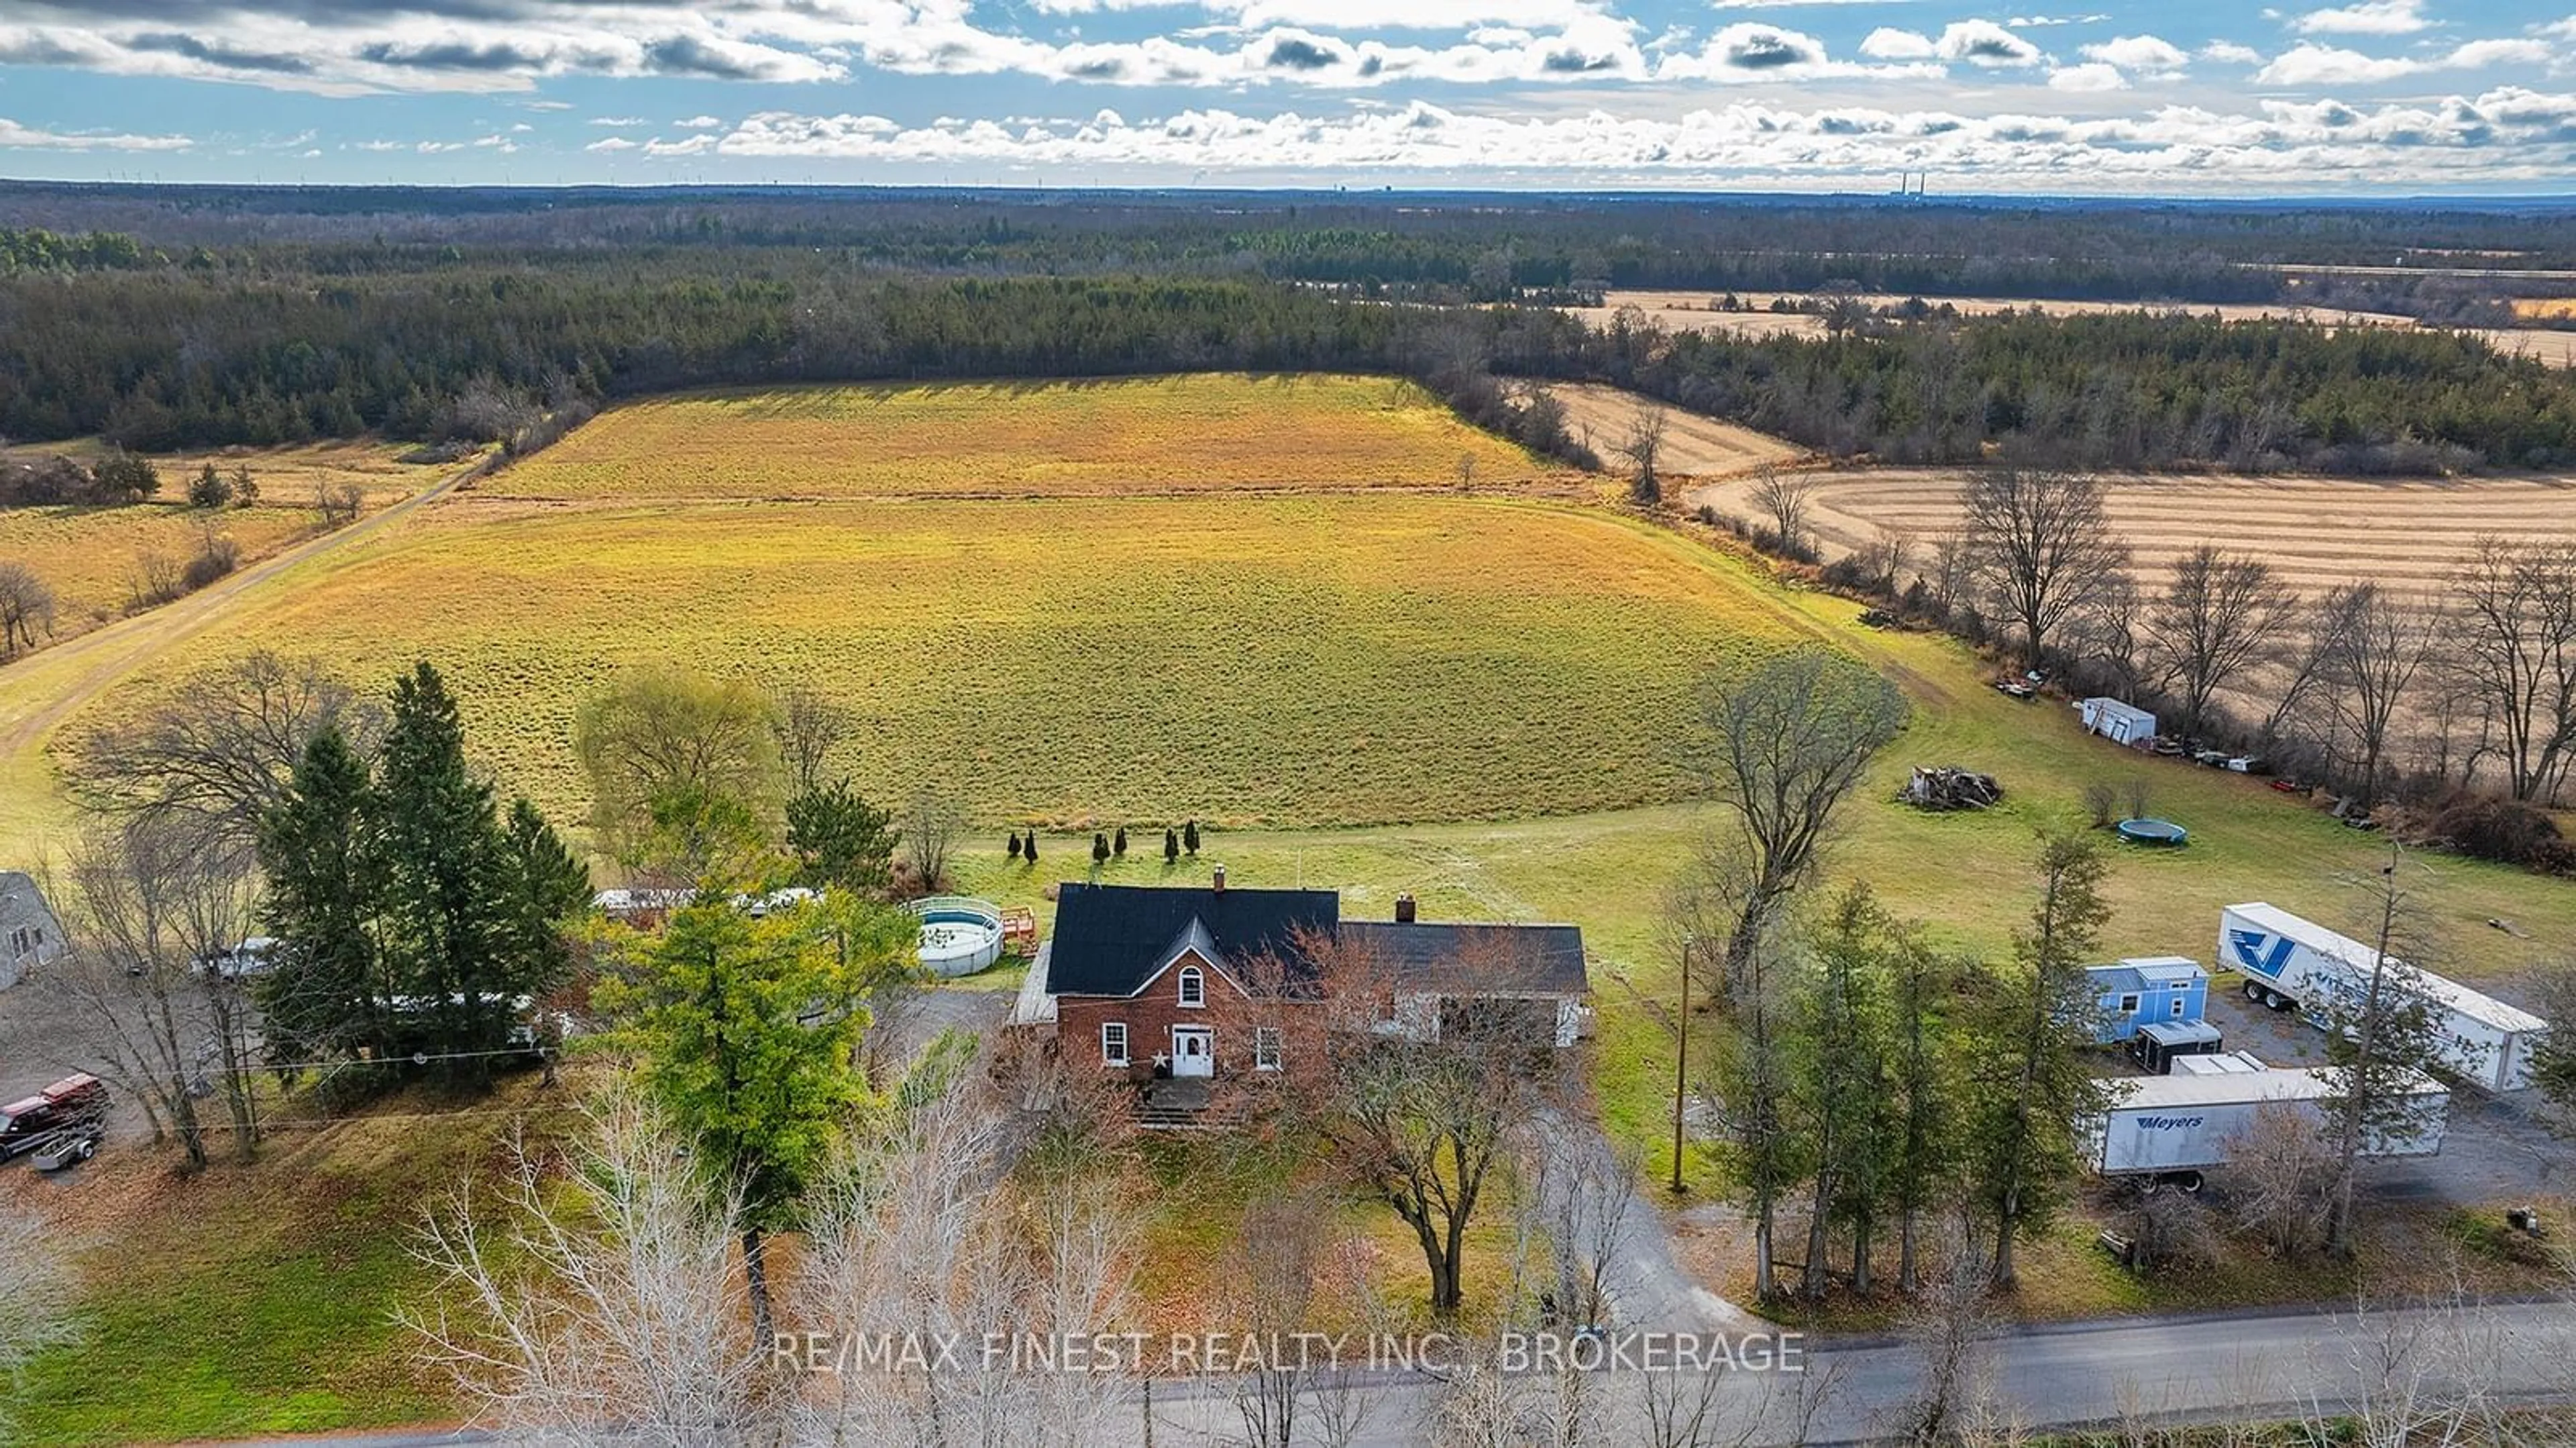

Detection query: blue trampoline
xmin=2116 ymin=817 xmax=2189 ymax=845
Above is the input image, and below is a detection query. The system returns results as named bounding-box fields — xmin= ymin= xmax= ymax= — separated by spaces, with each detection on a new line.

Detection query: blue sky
xmin=0 ymin=0 xmax=2570 ymax=192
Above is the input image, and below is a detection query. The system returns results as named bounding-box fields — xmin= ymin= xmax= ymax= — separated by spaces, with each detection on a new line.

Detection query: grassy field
xmin=481 ymin=375 xmax=1559 ymax=501
xmin=69 ymin=493 xmax=1815 ymax=830
xmin=0 ymin=442 xmax=447 ymax=645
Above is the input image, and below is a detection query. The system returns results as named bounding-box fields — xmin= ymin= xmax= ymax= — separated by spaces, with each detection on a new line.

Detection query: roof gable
xmin=1044 ymin=882 xmax=1340 ymax=997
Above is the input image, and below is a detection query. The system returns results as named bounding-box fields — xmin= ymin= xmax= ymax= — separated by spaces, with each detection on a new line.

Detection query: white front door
xmin=1172 ymin=1027 xmax=1214 ymax=1078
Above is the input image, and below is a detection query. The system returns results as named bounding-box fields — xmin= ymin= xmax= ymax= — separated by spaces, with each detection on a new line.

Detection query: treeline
xmin=1513 ymin=307 xmax=2576 ymax=471
xmin=0 ymin=264 xmax=1558 ymax=452
xmin=13 ymin=180 xmax=2576 ymax=291
xmin=0 ymin=225 xmax=148 ymax=273
xmin=9 ymin=228 xmax=2576 ymax=472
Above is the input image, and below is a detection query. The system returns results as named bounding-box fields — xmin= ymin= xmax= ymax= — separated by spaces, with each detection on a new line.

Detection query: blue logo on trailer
xmin=2229 ymin=929 xmax=2295 ymax=979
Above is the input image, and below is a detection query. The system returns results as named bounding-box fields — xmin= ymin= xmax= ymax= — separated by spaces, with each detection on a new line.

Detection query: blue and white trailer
xmin=2090 ymin=1062 xmax=2448 ymax=1185
xmin=2219 ymin=902 xmax=2549 ymax=1094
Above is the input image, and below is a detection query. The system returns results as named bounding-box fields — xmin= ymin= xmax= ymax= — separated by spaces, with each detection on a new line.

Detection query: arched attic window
xmin=1178 ymin=966 xmax=1205 ymax=1008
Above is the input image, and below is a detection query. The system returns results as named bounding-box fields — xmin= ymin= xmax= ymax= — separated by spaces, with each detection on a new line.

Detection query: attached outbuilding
xmin=2078 ymin=696 xmax=2158 ymax=747
xmin=0 ymin=872 xmax=67 ymax=990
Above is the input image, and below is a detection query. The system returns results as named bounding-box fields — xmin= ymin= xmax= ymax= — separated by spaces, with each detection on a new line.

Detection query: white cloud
xmin=1224 ymin=0 xmax=1601 ymax=29
xmin=1935 ymin=19 xmax=2043 ymax=68
xmin=676 ymin=115 xmax=724 ymax=128
xmin=624 ymin=87 xmax=2576 ymax=189
xmin=2010 ymin=13 xmax=2110 ymax=27
xmin=2257 ymin=37 xmax=2554 ymax=86
xmin=586 ymin=135 xmax=640 ymax=151
xmin=2048 ymin=60 xmax=2126 ymax=90
xmin=2201 ymin=40 xmax=2263 ymax=64
xmin=589 ymin=115 xmax=649 ymax=126
xmin=1859 ymin=26 xmax=1937 ymax=61
xmin=0 ymin=115 xmax=190 ymax=150
xmin=2289 ymin=0 xmax=2429 ymax=36
xmin=2082 ymin=34 xmax=2188 ymax=76
xmin=2257 ymin=43 xmax=2418 ymax=85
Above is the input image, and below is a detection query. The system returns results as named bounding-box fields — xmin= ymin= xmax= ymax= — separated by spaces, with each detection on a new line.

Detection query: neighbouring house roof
xmin=1342 ymin=921 xmax=1589 ymax=996
xmin=1044 ymin=882 xmax=1341 ymax=997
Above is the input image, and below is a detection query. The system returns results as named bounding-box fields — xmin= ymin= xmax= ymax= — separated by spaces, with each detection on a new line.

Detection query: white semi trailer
xmin=2219 ymin=902 xmax=2549 ymax=1094
xmin=2090 ymin=1062 xmax=2448 ymax=1186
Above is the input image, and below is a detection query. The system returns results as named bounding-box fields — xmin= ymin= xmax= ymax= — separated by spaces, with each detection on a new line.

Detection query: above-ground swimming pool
xmin=2116 ymin=817 xmax=2190 ymax=846
xmin=910 ymin=896 xmax=1006 ymax=976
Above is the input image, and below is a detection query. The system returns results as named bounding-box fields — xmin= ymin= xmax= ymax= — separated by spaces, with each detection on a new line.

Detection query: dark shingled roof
xmin=1342 ymin=921 xmax=1589 ymax=996
xmin=1044 ymin=882 xmax=1340 ymax=997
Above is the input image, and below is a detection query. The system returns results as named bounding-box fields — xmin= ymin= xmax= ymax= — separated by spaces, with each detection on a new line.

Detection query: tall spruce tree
xmin=1965 ymin=829 xmax=2115 ymax=1290
xmin=499 ymin=795 xmax=591 ymax=998
xmin=256 ymin=724 xmax=384 ymax=1068
xmin=372 ymin=662 xmax=515 ymax=1067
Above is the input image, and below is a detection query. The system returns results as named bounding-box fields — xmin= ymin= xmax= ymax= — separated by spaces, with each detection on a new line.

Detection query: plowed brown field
xmin=1690 ymin=467 xmax=2576 ymax=597
xmin=1534 ymin=381 xmax=1805 ymax=477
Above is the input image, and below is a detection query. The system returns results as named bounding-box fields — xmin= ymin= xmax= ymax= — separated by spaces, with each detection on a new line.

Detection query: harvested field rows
xmin=1574 ymin=291 xmax=2576 ymax=369
xmin=1692 ymin=467 xmax=2576 ymax=598
xmin=1535 ymin=381 xmax=1804 ymax=477
xmin=80 ymin=494 xmax=1815 ymax=831
xmin=487 ymin=374 xmax=1558 ymax=501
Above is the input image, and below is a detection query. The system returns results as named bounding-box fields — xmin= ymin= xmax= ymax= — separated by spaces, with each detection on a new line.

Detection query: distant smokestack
xmin=1395 ymin=892 xmax=1417 ymax=924
xmin=1212 ymin=864 xmax=1226 ymax=896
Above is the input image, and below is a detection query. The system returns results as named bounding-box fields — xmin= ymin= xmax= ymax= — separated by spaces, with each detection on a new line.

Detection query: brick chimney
xmin=1395 ymin=892 xmax=1416 ymax=923
xmin=1212 ymin=864 xmax=1227 ymax=896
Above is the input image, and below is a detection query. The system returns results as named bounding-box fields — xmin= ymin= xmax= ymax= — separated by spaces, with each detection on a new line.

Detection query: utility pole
xmin=1671 ymin=934 xmax=1693 ymax=1194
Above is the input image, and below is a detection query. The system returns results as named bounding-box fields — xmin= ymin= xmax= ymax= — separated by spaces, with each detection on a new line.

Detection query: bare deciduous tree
xmin=901 ymin=786 xmax=961 ymax=892
xmin=2143 ymin=546 xmax=2298 ymax=740
xmin=1619 ymin=407 xmax=1669 ymax=505
xmin=798 ymin=1044 xmax=1136 ymax=1448
xmin=1686 ymin=647 xmax=1908 ymax=981
xmin=42 ymin=819 xmax=264 ymax=1168
xmin=773 ymin=685 xmax=853 ymax=794
xmin=2446 ymin=538 xmax=2576 ymax=803
xmin=2314 ymin=583 xmax=2436 ymax=807
xmin=2221 ymin=1101 xmax=2339 ymax=1263
xmin=1958 ymin=468 xmax=2132 ymax=672
xmin=0 ymin=560 xmax=54 ymax=660
xmin=1751 ymin=468 xmax=1819 ymax=556
xmin=405 ymin=1091 xmax=765 ymax=1443
xmin=1893 ymin=1213 xmax=2008 ymax=1447
xmin=72 ymin=650 xmax=374 ymax=864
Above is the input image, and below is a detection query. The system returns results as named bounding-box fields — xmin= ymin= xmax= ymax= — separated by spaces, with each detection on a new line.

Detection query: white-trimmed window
xmin=2118 ymin=993 xmax=2141 ymax=1015
xmin=1254 ymin=1026 xmax=1283 ymax=1072
xmin=1102 ymin=1022 xmax=1130 ymax=1067
xmin=2169 ymin=996 xmax=2187 ymax=1018
xmin=1178 ymin=966 xmax=1205 ymax=1009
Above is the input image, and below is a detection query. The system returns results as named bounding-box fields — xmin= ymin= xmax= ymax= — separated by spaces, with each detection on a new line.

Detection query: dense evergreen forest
xmin=4 ymin=184 xmax=2576 ymax=471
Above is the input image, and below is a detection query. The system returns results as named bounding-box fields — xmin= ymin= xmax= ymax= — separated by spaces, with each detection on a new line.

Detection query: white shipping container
xmin=2218 ymin=902 xmax=2550 ymax=1094
xmin=2091 ymin=1064 xmax=2447 ymax=1176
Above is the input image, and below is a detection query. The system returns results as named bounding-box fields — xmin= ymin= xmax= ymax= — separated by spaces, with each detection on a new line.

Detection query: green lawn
xmin=5 ymin=1080 xmax=576 ymax=1445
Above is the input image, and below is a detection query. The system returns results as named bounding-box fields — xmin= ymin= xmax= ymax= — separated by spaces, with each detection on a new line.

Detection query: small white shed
xmin=2078 ymin=697 xmax=2157 ymax=746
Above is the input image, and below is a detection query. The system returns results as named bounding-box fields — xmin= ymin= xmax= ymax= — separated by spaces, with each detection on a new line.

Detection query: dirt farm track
xmin=1690 ymin=467 xmax=2576 ymax=599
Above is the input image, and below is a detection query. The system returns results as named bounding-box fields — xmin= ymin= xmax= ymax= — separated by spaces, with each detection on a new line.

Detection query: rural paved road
xmin=0 ymin=454 xmax=486 ymax=763
xmin=238 ymin=1298 xmax=2576 ymax=1447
